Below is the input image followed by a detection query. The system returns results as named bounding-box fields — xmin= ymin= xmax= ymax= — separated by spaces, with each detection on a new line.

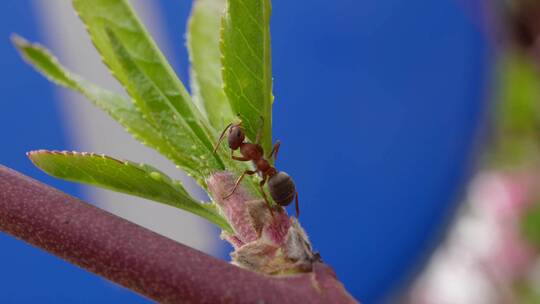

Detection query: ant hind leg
xmin=267 ymin=141 xmax=281 ymax=160
xmin=259 ymin=176 xmax=274 ymax=217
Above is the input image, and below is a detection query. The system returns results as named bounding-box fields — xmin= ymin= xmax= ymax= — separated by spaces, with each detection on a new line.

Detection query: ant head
xmin=228 ymin=123 xmax=245 ymax=150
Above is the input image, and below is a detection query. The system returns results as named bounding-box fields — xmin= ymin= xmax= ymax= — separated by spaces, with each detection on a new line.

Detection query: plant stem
xmin=0 ymin=165 xmax=357 ymax=303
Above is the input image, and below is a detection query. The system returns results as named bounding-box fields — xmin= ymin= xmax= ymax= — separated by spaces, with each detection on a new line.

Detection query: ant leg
xmin=267 ymin=141 xmax=281 ymax=160
xmin=231 ymin=151 xmax=250 ymax=161
xmin=224 ymin=170 xmax=257 ymax=199
xmin=259 ymin=176 xmax=274 ymax=217
xmin=232 ymin=155 xmax=250 ymax=161
xmin=213 ymin=122 xmax=235 ymax=153
xmin=294 ymin=192 xmax=300 ymax=218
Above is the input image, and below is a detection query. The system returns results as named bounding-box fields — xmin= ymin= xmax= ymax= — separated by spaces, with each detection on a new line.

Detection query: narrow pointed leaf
xmin=28 ymin=150 xmax=233 ymax=232
xmin=221 ymin=0 xmax=273 ymax=152
xmin=105 ymin=28 xmax=226 ymax=181
xmin=72 ymin=0 xmax=224 ymax=180
xmin=188 ymin=0 xmax=234 ymax=131
xmin=12 ymin=35 xmax=203 ymax=179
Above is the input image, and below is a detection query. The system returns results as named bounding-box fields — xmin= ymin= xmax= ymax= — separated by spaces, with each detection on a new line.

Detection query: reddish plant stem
xmin=0 ymin=165 xmax=357 ymax=303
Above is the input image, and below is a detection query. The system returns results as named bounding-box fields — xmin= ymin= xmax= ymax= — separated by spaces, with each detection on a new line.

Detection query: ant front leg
xmin=224 ymin=170 xmax=257 ymax=199
xmin=267 ymin=140 xmax=281 ymax=160
xmin=231 ymin=151 xmax=250 ymax=162
xmin=258 ymin=175 xmax=275 ymax=217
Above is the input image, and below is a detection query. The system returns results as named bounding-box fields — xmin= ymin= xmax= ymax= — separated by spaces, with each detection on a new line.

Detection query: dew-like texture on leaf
xmin=221 ymin=0 xmax=273 ymax=152
xmin=28 ymin=150 xmax=232 ymax=232
xmin=72 ymin=0 xmax=224 ymax=180
xmin=188 ymin=0 xmax=234 ymax=132
xmin=12 ymin=35 xmax=203 ymax=180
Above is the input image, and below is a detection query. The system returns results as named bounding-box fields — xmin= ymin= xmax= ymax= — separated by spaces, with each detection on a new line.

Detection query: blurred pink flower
xmin=409 ymin=170 xmax=539 ymax=304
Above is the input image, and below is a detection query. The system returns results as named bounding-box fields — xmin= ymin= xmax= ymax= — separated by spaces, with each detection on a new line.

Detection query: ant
xmin=213 ymin=121 xmax=300 ymax=218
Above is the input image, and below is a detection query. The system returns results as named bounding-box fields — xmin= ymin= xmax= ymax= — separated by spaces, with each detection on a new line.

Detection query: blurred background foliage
xmin=491 ymin=0 xmax=540 ymax=168
xmin=407 ymin=1 xmax=540 ymax=303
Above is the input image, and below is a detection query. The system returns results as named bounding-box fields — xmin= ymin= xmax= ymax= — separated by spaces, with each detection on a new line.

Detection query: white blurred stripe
xmin=32 ymin=0 xmax=218 ymax=254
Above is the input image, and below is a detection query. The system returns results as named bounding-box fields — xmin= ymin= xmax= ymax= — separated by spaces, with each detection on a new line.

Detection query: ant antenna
xmin=213 ymin=122 xmax=243 ymax=153
xmin=213 ymin=122 xmax=233 ymax=154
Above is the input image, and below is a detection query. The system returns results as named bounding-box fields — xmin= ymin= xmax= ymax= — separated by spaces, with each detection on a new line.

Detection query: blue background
xmin=0 ymin=0 xmax=492 ymax=303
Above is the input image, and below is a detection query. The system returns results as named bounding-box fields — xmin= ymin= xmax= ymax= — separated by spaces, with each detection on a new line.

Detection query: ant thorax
xmin=240 ymin=143 xmax=263 ymax=160
xmin=255 ymin=158 xmax=271 ymax=173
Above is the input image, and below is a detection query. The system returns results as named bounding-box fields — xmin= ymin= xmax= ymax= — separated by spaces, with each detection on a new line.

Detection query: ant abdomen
xmin=268 ymin=172 xmax=296 ymax=206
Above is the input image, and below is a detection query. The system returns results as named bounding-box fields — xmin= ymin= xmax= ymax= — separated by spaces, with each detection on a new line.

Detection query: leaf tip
xmin=27 ymin=149 xmax=48 ymax=158
xmin=26 ymin=150 xmax=55 ymax=167
xmin=10 ymin=33 xmax=27 ymax=48
xmin=10 ymin=34 xmax=33 ymax=61
xmin=10 ymin=34 xmax=43 ymax=58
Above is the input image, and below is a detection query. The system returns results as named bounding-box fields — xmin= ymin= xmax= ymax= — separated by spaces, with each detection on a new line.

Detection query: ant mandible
xmin=213 ymin=121 xmax=300 ymax=218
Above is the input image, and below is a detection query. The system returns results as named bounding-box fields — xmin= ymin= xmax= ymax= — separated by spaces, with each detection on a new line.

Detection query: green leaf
xmin=72 ymin=0 xmax=224 ymax=181
xmin=105 ymin=28 xmax=226 ymax=181
xmin=28 ymin=150 xmax=233 ymax=233
xmin=11 ymin=34 xmax=202 ymax=180
xmin=221 ymin=0 xmax=273 ymax=152
xmin=12 ymin=35 xmax=76 ymax=88
xmin=188 ymin=0 xmax=234 ymax=132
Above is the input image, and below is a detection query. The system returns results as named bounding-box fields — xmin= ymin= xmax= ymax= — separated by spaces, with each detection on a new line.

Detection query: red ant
xmin=213 ymin=121 xmax=300 ymax=218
